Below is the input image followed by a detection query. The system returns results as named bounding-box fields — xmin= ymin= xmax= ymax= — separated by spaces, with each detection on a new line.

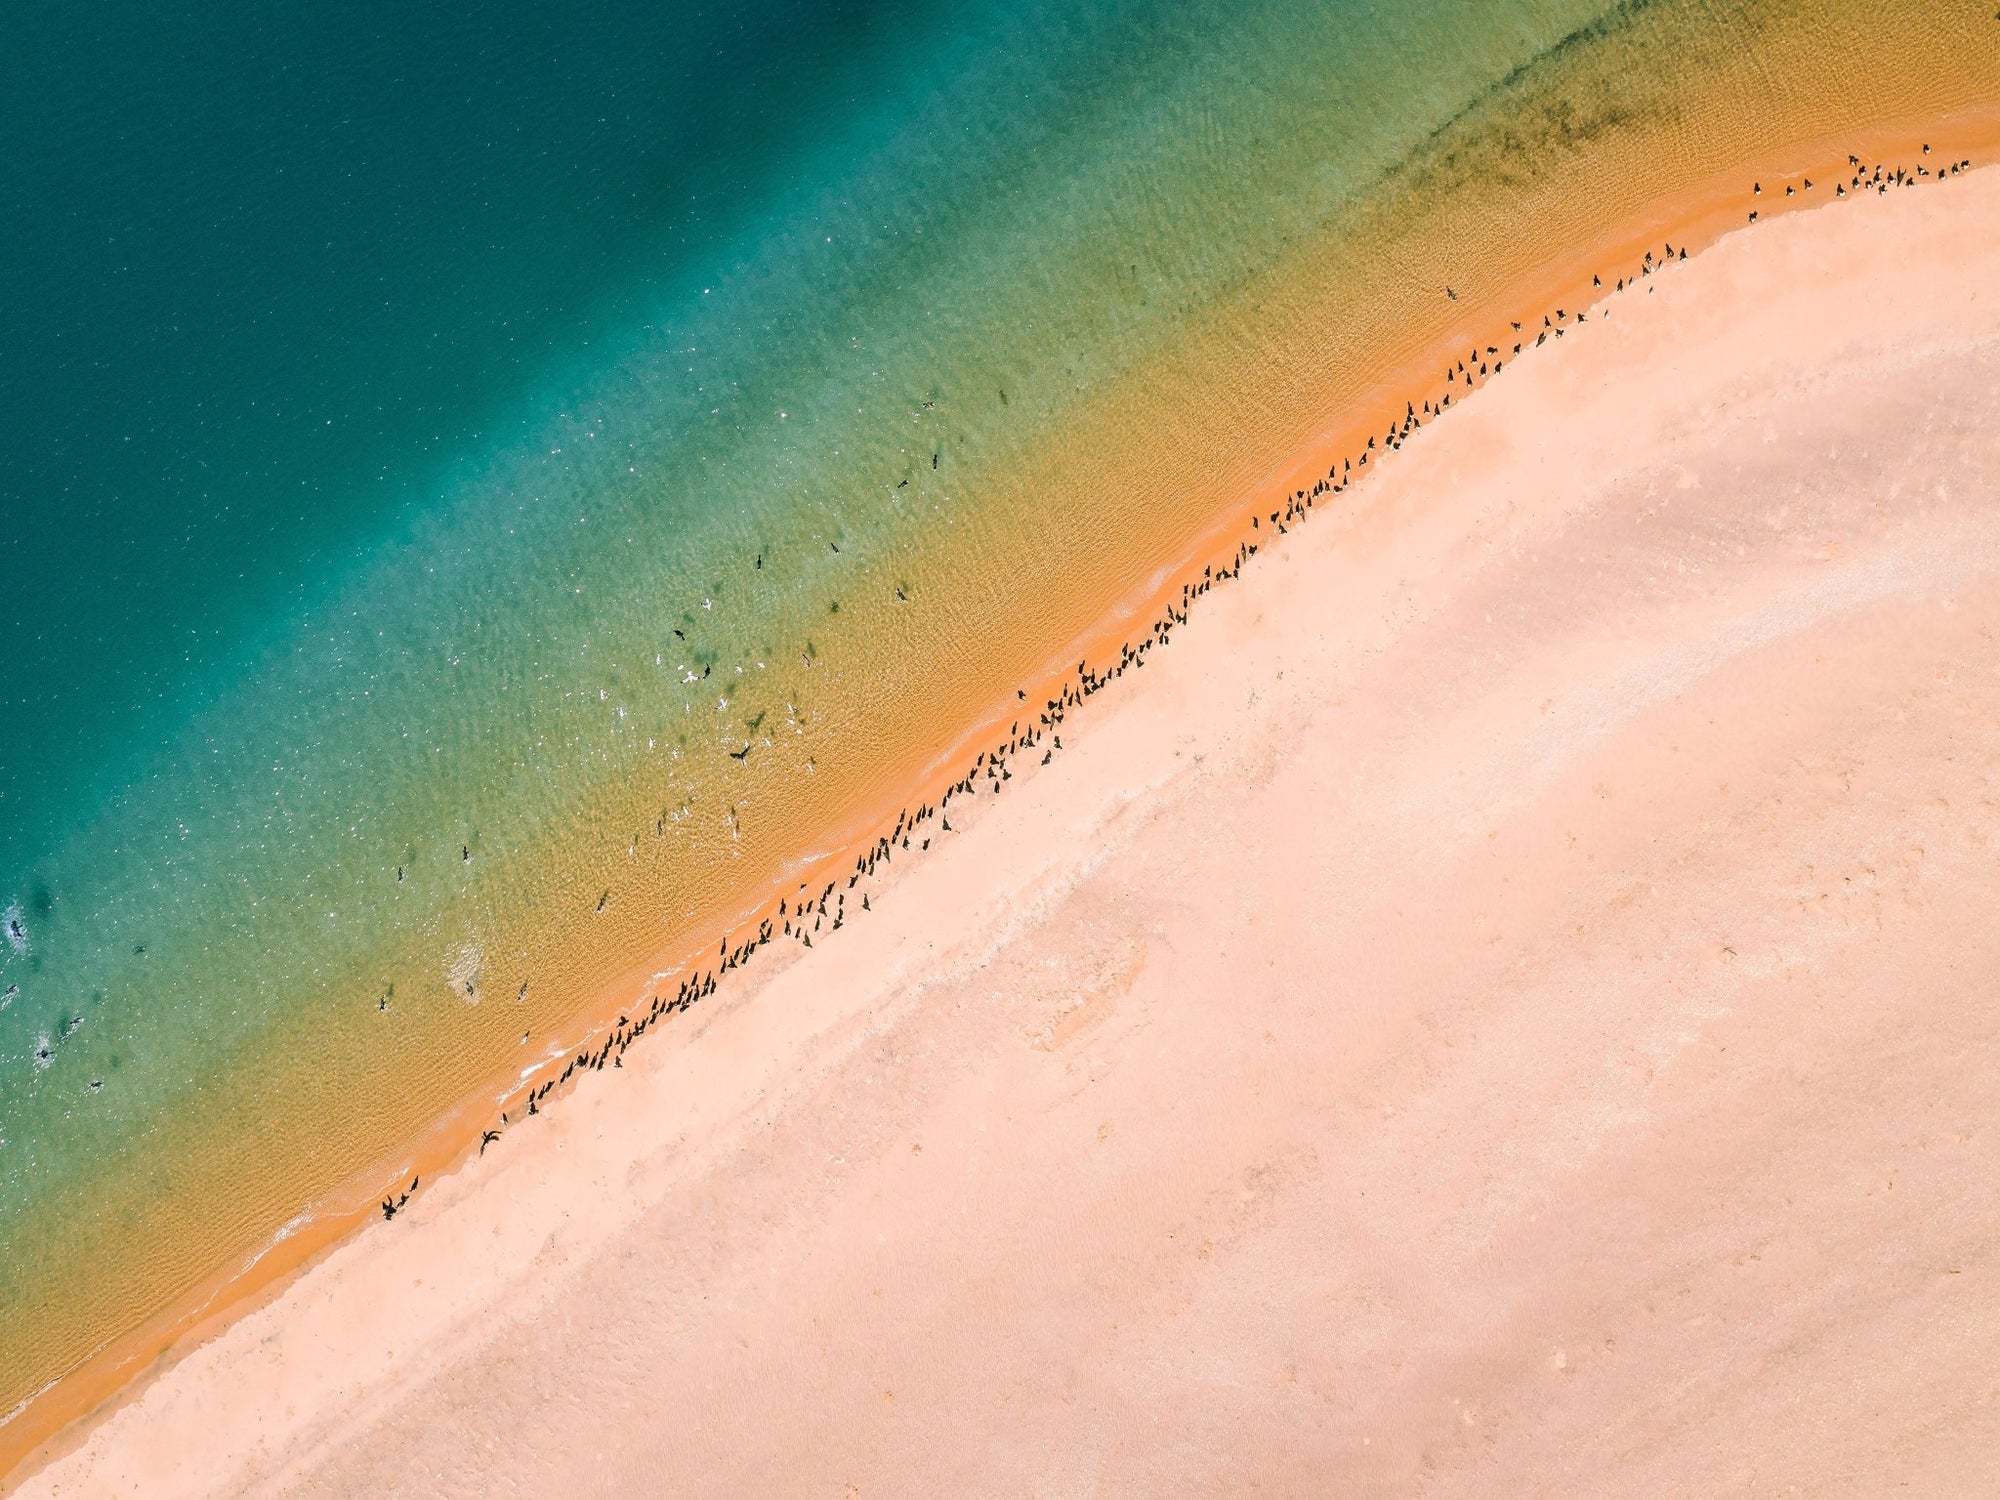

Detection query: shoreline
xmin=8 ymin=112 xmax=2000 ymax=1492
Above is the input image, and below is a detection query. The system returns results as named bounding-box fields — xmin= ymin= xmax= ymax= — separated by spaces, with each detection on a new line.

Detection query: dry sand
xmin=23 ymin=168 xmax=2000 ymax=1498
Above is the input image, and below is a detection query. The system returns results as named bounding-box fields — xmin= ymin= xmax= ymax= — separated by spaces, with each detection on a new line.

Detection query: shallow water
xmin=0 ymin=0 xmax=1991 ymax=1454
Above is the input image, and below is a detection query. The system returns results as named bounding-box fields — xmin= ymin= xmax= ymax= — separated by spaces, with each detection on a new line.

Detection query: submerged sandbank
xmin=21 ymin=161 xmax=2000 ymax=1497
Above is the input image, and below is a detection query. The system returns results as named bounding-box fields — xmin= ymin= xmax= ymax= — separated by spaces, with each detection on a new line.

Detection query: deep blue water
xmin=0 ymin=0 xmax=946 ymax=869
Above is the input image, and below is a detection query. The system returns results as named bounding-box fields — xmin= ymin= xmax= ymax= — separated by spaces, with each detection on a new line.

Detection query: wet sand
xmin=23 ymin=167 xmax=2000 ymax=1497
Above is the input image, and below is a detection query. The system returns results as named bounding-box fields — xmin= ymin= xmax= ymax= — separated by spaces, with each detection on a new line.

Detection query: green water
xmin=1 ymin=0 xmax=1992 ymax=1447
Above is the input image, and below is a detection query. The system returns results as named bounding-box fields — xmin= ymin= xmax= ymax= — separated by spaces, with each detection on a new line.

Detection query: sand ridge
xmin=22 ymin=168 xmax=2000 ymax=1497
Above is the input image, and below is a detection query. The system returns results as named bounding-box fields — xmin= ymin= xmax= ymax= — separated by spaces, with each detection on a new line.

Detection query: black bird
xmin=673 ymin=628 xmax=686 ymax=640
xmin=730 ymin=743 xmax=752 ymax=761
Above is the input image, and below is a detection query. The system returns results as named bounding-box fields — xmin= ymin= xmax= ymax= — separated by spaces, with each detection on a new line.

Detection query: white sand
xmin=24 ymin=168 xmax=2000 ymax=1498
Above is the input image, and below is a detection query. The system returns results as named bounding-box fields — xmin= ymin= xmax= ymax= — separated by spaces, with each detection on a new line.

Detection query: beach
xmin=18 ymin=162 xmax=2000 ymax=1495
xmin=8 ymin=0 xmax=1999 ymax=1458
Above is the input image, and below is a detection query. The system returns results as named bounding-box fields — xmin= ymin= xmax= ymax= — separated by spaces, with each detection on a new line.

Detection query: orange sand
xmin=22 ymin=167 xmax=2000 ymax=1497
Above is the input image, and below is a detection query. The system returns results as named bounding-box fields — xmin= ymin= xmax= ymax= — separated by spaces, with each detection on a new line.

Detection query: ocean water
xmin=1 ymin=0 xmax=1992 ymax=1457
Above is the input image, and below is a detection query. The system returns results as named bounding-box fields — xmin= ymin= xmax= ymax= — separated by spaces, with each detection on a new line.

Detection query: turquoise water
xmin=3 ymin=0 xmax=1992 ymax=1454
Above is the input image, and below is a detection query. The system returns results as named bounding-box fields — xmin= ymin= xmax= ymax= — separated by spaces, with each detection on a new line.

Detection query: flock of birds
xmin=379 ymin=142 xmax=1975 ymax=1222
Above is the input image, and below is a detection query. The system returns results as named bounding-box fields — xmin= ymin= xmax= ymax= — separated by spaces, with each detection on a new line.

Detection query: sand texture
xmin=24 ymin=169 xmax=2000 ymax=1497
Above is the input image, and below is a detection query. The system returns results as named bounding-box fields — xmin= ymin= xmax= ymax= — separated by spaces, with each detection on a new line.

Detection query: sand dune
xmin=25 ymin=169 xmax=2000 ymax=1498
